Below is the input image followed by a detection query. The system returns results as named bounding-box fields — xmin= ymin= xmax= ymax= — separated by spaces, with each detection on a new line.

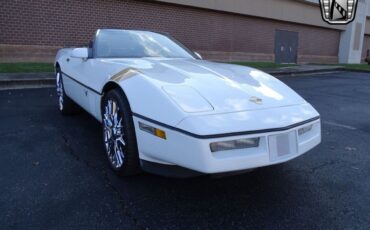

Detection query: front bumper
xmin=133 ymin=115 xmax=321 ymax=175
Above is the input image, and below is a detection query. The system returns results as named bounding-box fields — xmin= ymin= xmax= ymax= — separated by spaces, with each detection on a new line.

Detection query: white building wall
xmin=339 ymin=0 xmax=370 ymax=63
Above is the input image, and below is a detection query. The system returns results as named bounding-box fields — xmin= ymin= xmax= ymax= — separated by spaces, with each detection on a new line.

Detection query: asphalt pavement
xmin=0 ymin=71 xmax=369 ymax=229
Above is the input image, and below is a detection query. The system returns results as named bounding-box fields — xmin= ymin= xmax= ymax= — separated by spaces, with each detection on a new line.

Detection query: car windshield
xmin=94 ymin=29 xmax=196 ymax=59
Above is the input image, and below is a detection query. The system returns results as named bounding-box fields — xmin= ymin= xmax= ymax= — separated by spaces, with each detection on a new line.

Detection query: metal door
xmin=274 ymin=30 xmax=298 ymax=64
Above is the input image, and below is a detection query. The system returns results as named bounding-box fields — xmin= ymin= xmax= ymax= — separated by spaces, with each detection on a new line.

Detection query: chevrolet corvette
xmin=55 ymin=29 xmax=321 ymax=177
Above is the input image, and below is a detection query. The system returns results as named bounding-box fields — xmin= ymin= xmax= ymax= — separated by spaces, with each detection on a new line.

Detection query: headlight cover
xmin=163 ymin=85 xmax=213 ymax=113
xmin=210 ymin=138 xmax=260 ymax=152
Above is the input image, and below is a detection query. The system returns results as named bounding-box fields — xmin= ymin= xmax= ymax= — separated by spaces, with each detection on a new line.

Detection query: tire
xmin=101 ymin=89 xmax=141 ymax=176
xmin=56 ymin=68 xmax=80 ymax=115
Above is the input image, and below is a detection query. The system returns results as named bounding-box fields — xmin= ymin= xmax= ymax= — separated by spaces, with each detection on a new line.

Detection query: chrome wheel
xmin=56 ymin=72 xmax=63 ymax=111
xmin=103 ymin=99 xmax=126 ymax=168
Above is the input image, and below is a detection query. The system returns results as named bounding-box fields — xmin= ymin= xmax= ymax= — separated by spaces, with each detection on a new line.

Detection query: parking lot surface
xmin=0 ymin=71 xmax=369 ymax=229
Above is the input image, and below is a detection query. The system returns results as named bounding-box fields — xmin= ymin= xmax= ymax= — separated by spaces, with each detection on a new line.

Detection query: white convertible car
xmin=55 ymin=29 xmax=321 ymax=177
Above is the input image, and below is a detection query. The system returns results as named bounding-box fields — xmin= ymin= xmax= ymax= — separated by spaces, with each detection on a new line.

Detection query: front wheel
xmin=102 ymin=89 xmax=140 ymax=176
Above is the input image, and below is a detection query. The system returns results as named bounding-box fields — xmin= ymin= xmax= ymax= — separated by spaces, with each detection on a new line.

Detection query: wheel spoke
xmin=104 ymin=113 xmax=112 ymax=127
xmin=113 ymin=112 xmax=118 ymax=126
xmin=104 ymin=132 xmax=111 ymax=153
xmin=116 ymin=136 xmax=126 ymax=146
xmin=114 ymin=141 xmax=124 ymax=167
xmin=115 ymin=118 xmax=122 ymax=128
xmin=112 ymin=101 xmax=117 ymax=116
xmin=108 ymin=100 xmax=113 ymax=115
xmin=114 ymin=118 xmax=124 ymax=136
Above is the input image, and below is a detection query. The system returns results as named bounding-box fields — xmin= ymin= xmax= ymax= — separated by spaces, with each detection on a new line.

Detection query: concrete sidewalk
xmin=0 ymin=65 xmax=348 ymax=90
xmin=0 ymin=72 xmax=55 ymax=89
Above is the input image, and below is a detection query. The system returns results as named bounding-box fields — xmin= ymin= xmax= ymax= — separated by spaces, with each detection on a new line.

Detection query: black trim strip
xmin=133 ymin=113 xmax=320 ymax=139
xmin=61 ymin=71 xmax=102 ymax=95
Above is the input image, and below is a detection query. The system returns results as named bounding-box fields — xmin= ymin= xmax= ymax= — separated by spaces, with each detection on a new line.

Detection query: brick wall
xmin=0 ymin=0 xmax=340 ymax=63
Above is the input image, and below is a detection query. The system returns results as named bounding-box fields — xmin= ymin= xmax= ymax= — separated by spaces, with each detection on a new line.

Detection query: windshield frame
xmin=91 ymin=29 xmax=198 ymax=59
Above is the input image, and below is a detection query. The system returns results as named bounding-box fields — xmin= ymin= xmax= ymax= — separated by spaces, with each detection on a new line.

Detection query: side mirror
xmin=194 ymin=51 xmax=203 ymax=60
xmin=71 ymin=48 xmax=89 ymax=59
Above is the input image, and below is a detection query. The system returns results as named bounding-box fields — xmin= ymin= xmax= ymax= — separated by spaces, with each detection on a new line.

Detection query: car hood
xmin=104 ymin=58 xmax=307 ymax=114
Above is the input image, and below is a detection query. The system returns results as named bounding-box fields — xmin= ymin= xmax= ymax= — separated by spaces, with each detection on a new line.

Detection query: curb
xmin=0 ymin=72 xmax=55 ymax=89
xmin=266 ymin=68 xmax=370 ymax=76
xmin=0 ymin=78 xmax=55 ymax=90
xmin=344 ymin=69 xmax=370 ymax=74
xmin=265 ymin=67 xmax=346 ymax=76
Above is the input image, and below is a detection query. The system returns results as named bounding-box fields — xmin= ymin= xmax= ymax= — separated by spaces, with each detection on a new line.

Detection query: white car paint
xmin=55 ymin=31 xmax=321 ymax=175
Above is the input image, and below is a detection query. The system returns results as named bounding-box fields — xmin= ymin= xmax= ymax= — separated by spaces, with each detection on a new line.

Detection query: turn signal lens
xmin=210 ymin=138 xmax=259 ymax=152
xmin=139 ymin=122 xmax=166 ymax=139
xmin=154 ymin=129 xmax=167 ymax=139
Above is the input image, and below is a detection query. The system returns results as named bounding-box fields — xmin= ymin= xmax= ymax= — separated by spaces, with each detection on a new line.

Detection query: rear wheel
xmin=56 ymin=69 xmax=80 ymax=115
xmin=102 ymin=89 xmax=140 ymax=176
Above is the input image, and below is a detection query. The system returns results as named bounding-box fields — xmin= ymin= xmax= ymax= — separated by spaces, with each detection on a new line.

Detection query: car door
xmin=72 ymin=57 xmax=110 ymax=119
xmin=62 ymin=37 xmax=106 ymax=117
xmin=61 ymin=52 xmax=95 ymax=113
